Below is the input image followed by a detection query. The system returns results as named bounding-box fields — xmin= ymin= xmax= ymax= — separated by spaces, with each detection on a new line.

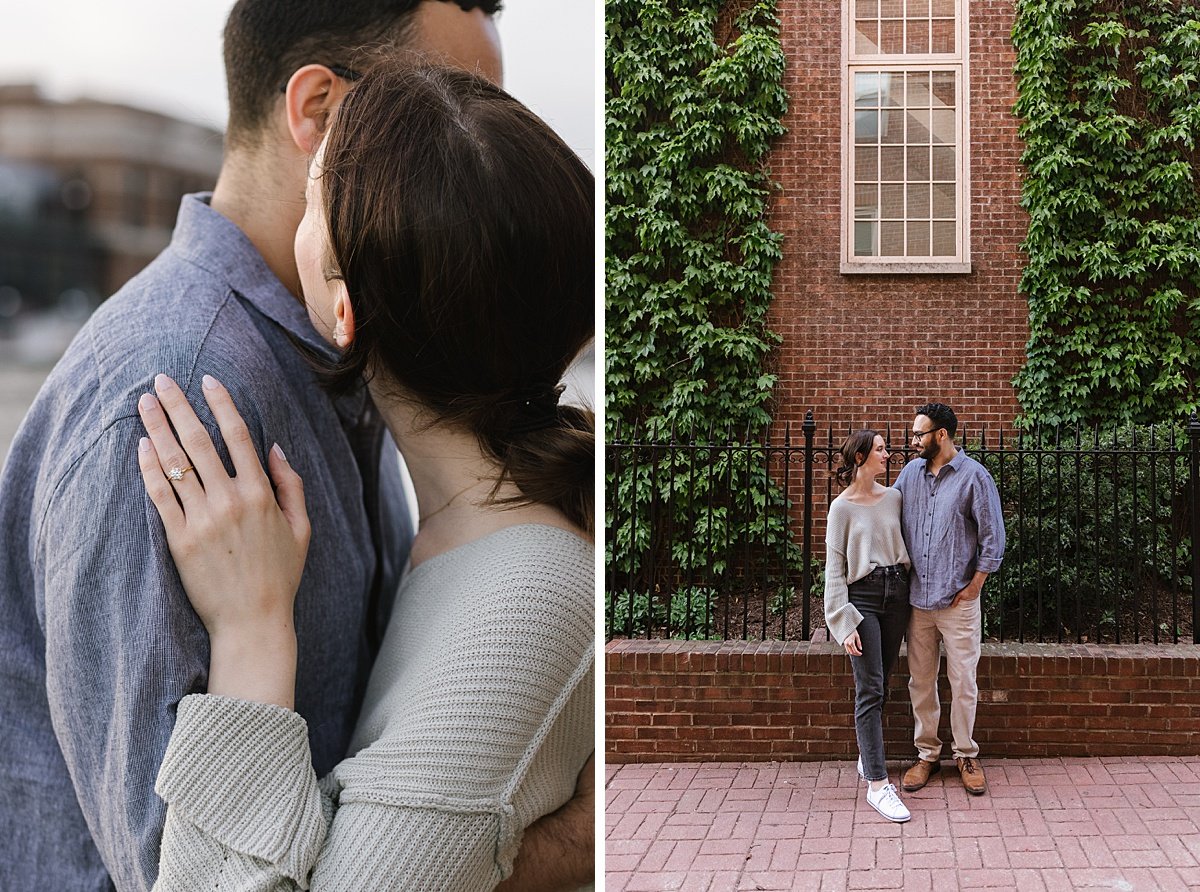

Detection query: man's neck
xmin=927 ymin=444 xmax=958 ymax=475
xmin=210 ymin=151 xmax=306 ymax=301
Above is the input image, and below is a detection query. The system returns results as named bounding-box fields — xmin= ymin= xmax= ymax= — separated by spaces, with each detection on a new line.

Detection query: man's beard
xmin=920 ymin=440 xmax=940 ymax=461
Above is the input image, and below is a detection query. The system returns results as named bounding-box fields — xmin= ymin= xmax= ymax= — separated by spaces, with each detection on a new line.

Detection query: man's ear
xmin=283 ymin=65 xmax=351 ymax=154
xmin=333 ymin=287 xmax=356 ymax=348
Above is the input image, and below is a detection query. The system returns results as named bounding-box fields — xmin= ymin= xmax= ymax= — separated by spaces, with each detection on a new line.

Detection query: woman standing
xmin=824 ymin=430 xmax=912 ymax=822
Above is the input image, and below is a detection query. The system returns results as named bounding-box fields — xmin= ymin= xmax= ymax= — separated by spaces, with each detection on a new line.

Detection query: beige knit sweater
xmin=151 ymin=524 xmax=594 ymax=891
xmin=823 ymin=488 xmax=910 ymax=645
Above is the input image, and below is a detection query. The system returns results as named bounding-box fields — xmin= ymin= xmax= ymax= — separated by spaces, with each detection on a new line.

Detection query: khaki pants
xmin=906 ymin=598 xmax=981 ymax=761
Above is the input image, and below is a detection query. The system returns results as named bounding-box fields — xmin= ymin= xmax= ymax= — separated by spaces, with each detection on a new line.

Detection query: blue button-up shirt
xmin=0 ymin=194 xmax=413 ymax=891
xmin=894 ymin=448 xmax=1005 ymax=611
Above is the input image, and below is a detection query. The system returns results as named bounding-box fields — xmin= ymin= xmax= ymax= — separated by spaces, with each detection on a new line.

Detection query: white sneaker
xmin=866 ymin=782 xmax=911 ymax=823
xmin=857 ymin=757 xmax=865 ymax=780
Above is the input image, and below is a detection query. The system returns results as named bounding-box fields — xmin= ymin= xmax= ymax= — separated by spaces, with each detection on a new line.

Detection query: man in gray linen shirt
xmin=893 ymin=402 xmax=1005 ymax=798
xmin=0 ymin=3 xmax=592 ymax=890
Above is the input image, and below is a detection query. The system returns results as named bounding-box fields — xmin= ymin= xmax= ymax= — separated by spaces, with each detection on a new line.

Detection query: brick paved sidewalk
xmin=606 ymin=757 xmax=1200 ymax=891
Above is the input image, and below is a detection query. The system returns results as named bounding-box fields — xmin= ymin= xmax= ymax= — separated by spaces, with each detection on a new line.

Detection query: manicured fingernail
xmin=271 ymin=443 xmax=287 ymax=462
xmin=202 ymin=374 xmax=219 ymax=390
xmin=138 ymin=393 xmax=156 ymax=411
xmin=138 ymin=437 xmax=150 ymax=454
xmin=154 ymin=373 xmax=172 ymax=391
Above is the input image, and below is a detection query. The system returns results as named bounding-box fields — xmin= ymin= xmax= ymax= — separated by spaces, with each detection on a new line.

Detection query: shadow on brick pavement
xmin=605 ymin=757 xmax=1200 ymax=891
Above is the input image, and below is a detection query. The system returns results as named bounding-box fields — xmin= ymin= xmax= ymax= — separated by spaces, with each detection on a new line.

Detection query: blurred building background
xmin=0 ymin=84 xmax=221 ymax=364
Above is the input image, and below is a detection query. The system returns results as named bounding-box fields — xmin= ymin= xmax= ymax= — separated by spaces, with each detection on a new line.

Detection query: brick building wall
xmin=768 ymin=0 xmax=1027 ymax=436
xmin=606 ymin=640 xmax=1200 ymax=761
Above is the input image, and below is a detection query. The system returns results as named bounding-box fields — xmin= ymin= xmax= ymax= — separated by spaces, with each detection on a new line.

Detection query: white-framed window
xmin=841 ymin=0 xmax=970 ymax=273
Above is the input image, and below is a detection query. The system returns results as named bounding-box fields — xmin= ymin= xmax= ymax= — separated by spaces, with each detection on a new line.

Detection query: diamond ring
xmin=166 ymin=466 xmax=195 ymax=482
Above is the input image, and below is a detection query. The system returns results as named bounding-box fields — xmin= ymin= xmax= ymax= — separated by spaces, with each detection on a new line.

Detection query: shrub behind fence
xmin=605 ymin=412 xmax=1200 ymax=644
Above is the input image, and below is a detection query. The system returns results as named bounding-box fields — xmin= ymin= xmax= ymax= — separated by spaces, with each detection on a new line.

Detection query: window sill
xmin=840 ymin=260 xmax=972 ymax=275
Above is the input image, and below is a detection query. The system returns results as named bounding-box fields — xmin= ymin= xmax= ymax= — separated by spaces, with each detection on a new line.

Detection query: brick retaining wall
xmin=605 ymin=639 xmax=1200 ymax=762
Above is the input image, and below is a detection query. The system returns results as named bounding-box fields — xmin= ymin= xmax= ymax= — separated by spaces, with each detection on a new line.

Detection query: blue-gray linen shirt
xmin=893 ymin=448 xmax=1006 ymax=610
xmin=0 ymin=194 xmax=413 ymax=891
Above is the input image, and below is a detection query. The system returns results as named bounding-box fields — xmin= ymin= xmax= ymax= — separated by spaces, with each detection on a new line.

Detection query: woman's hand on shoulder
xmin=136 ymin=373 xmax=310 ymax=642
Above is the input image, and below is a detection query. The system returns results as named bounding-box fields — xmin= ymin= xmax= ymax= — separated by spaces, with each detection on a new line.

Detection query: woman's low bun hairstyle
xmin=835 ymin=429 xmax=880 ymax=488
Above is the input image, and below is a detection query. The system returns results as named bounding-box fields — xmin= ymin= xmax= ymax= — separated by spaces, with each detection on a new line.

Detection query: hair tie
xmin=506 ymin=383 xmax=565 ymax=436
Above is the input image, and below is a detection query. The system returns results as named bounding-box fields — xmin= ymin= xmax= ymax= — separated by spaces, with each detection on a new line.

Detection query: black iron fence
xmin=605 ymin=412 xmax=1200 ymax=645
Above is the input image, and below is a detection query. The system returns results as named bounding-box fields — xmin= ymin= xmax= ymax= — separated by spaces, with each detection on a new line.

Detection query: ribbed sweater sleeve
xmin=151 ymin=525 xmax=593 ymax=892
xmin=823 ymin=500 xmax=863 ymax=646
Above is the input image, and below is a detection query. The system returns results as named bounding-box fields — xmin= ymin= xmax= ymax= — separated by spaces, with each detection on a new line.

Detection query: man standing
xmin=0 ymin=3 xmax=591 ymax=889
xmin=894 ymin=403 xmax=1005 ymax=796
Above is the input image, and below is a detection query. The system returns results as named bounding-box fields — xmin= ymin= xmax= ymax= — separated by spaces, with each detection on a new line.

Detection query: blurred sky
xmin=0 ymin=1 xmax=596 ymax=168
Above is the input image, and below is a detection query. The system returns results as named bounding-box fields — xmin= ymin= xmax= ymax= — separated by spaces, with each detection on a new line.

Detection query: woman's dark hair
xmin=835 ymin=430 xmax=881 ymax=487
xmin=316 ymin=62 xmax=594 ymax=533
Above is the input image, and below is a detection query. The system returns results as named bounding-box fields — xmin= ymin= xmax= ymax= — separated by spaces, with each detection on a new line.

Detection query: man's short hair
xmin=915 ymin=402 xmax=958 ymax=439
xmin=222 ymin=0 xmax=502 ymax=145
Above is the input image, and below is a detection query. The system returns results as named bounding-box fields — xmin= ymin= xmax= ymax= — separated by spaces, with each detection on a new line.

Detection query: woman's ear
xmin=284 ymin=65 xmax=352 ymax=154
xmin=333 ymin=287 xmax=356 ymax=348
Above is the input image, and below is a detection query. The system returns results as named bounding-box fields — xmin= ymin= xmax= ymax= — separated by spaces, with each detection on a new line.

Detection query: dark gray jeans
xmin=848 ymin=566 xmax=912 ymax=782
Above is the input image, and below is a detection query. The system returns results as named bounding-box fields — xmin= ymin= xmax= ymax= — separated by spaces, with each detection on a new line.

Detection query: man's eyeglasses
xmin=911 ymin=427 xmax=942 ymax=441
xmin=279 ymin=65 xmax=363 ymax=94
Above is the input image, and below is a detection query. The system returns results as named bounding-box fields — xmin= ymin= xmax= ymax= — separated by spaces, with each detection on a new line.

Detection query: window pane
xmin=880 ymin=0 xmax=903 ymax=16
xmin=931 ymin=108 xmax=955 ymax=144
xmin=881 ymin=184 xmax=904 ymax=218
xmin=931 ymin=71 xmax=956 ymax=107
xmin=879 ymin=73 xmax=903 ymax=107
xmin=932 ymin=145 xmax=955 ymax=179
xmin=881 ymin=146 xmax=905 ymax=180
xmin=906 ymin=71 xmax=932 ymax=107
xmin=855 ymin=221 xmax=877 ymax=256
xmin=907 ymin=108 xmax=931 ymax=144
xmin=881 ymin=221 xmax=905 ymax=254
xmin=857 ymin=0 xmax=880 ymax=16
xmin=932 ymin=182 xmax=955 ymax=218
xmin=880 ymin=19 xmax=903 ymax=53
xmin=906 ymin=145 xmax=930 ymax=180
xmin=932 ymin=221 xmax=956 ymax=255
xmin=907 ymin=221 xmax=932 ymax=255
xmin=906 ymin=20 xmax=930 ymax=53
xmin=856 ymin=19 xmax=880 ymax=55
xmin=855 ymin=72 xmax=884 ymax=107
xmin=931 ymin=18 xmax=955 ymax=53
xmin=908 ymin=0 xmax=931 ymax=15
xmin=856 ymin=146 xmax=879 ymax=180
xmin=856 ymin=109 xmax=880 ymax=143
xmin=931 ymin=0 xmax=954 ymax=17
xmin=881 ymin=109 xmax=905 ymax=143
xmin=883 ymin=181 xmax=902 ymax=216
xmin=907 ymin=183 xmax=931 ymax=218
xmin=856 ymin=183 xmax=879 ymax=217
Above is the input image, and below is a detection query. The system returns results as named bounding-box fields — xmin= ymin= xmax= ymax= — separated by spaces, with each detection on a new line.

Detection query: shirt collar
xmin=920 ymin=446 xmax=965 ymax=476
xmin=168 ymin=193 xmax=338 ymax=360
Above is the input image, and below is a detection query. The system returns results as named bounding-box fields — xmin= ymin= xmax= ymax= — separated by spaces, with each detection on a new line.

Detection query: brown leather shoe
xmin=957 ymin=757 xmax=987 ymax=795
xmin=901 ymin=758 xmax=941 ymax=791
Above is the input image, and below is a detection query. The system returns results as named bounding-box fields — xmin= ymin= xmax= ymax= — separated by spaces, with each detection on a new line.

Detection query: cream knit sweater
xmin=151 ymin=524 xmax=594 ymax=891
xmin=823 ymin=488 xmax=910 ymax=645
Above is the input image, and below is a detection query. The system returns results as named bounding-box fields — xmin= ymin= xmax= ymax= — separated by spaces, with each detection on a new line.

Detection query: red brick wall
xmin=768 ymin=0 xmax=1027 ymax=436
xmin=606 ymin=640 xmax=1200 ymax=761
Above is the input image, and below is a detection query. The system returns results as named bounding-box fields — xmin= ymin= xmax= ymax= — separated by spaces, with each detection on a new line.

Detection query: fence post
xmin=802 ymin=410 xmax=816 ymax=640
xmin=1191 ymin=414 xmax=1200 ymax=644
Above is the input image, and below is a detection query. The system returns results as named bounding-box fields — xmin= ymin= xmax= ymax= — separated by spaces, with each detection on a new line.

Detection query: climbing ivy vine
xmin=605 ymin=0 xmax=799 ymax=638
xmin=1014 ymin=0 xmax=1200 ymax=425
